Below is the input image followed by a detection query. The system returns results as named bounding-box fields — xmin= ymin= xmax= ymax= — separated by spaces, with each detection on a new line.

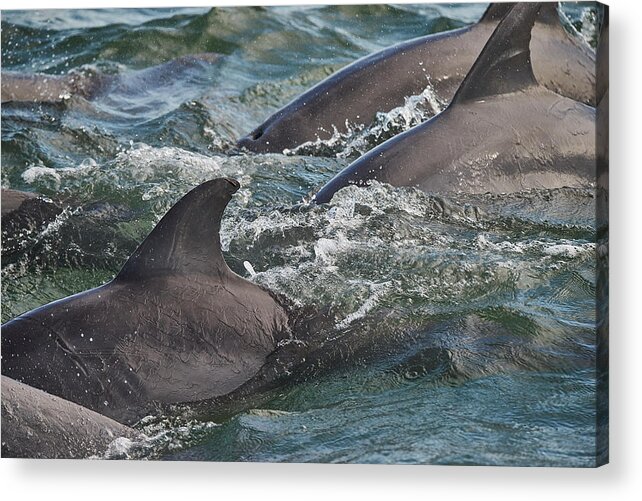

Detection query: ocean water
xmin=1 ymin=3 xmax=606 ymax=466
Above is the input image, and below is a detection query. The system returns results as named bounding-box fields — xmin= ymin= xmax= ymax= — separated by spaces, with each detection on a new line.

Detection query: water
xmin=1 ymin=4 xmax=604 ymax=466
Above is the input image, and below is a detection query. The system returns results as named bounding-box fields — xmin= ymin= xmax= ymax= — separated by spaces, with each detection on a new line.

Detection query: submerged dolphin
xmin=312 ymin=3 xmax=596 ymax=204
xmin=1 ymin=178 xmax=292 ymax=425
xmin=237 ymin=2 xmax=596 ymax=154
xmin=0 ymin=53 xmax=221 ymax=104
xmin=1 ymin=188 xmax=66 ymax=266
xmin=1 ymin=375 xmax=139 ymax=459
xmin=1 ymin=188 xmax=62 ymax=228
xmin=1 ymin=188 xmax=38 ymax=217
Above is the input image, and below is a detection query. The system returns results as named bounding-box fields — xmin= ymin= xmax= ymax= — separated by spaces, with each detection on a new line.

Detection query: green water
xmin=1 ymin=4 xmax=605 ymax=465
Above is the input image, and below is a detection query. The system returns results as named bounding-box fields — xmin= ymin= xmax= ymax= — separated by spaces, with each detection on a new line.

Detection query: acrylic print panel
xmin=0 ymin=1 xmax=608 ymax=466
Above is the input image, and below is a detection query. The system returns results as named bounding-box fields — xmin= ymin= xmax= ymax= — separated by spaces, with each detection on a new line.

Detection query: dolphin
xmin=1 ymin=189 xmax=67 ymax=269
xmin=1 ymin=375 xmax=139 ymax=459
xmin=1 ymin=188 xmax=62 ymax=227
xmin=0 ymin=53 xmax=221 ymax=104
xmin=236 ymin=2 xmax=596 ymax=154
xmin=1 ymin=178 xmax=292 ymax=425
xmin=311 ymin=3 xmax=596 ymax=204
xmin=1 ymin=192 xmax=142 ymax=273
xmin=1 ymin=188 xmax=38 ymax=217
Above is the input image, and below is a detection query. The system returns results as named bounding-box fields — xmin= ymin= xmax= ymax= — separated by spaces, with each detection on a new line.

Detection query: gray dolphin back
xmin=312 ymin=2 xmax=595 ymax=203
xmin=237 ymin=2 xmax=596 ymax=154
xmin=1 ymin=376 xmax=138 ymax=459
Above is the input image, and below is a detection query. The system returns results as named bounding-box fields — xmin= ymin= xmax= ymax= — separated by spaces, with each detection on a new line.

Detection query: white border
xmin=1 ymin=0 xmax=640 ymax=499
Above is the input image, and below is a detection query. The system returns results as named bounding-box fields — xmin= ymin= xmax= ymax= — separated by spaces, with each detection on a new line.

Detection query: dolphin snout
xmin=236 ymin=127 xmax=272 ymax=153
xmin=236 ymin=135 xmax=253 ymax=150
xmin=224 ymin=178 xmax=240 ymax=191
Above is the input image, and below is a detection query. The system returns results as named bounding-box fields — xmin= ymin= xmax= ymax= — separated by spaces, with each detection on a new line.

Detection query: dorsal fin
xmin=536 ymin=2 xmax=560 ymax=26
xmin=479 ymin=3 xmax=515 ymax=23
xmin=534 ymin=2 xmax=570 ymax=39
xmin=452 ymin=3 xmax=541 ymax=104
xmin=116 ymin=178 xmax=240 ymax=281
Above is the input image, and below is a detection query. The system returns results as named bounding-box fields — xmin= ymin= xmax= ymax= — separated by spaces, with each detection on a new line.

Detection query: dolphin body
xmin=1 ymin=188 xmax=62 ymax=231
xmin=1 ymin=178 xmax=601 ymax=444
xmin=1 ymin=188 xmax=38 ymax=217
xmin=1 ymin=178 xmax=293 ymax=425
xmin=0 ymin=53 xmax=221 ymax=104
xmin=1 ymin=375 xmax=139 ymax=459
xmin=1 ymin=189 xmax=66 ymax=267
xmin=312 ymin=3 xmax=596 ymax=204
xmin=237 ymin=2 xmax=596 ymax=154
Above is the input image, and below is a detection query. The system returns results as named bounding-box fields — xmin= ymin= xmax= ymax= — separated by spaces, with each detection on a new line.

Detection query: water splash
xmin=335 ymin=281 xmax=392 ymax=329
xmin=283 ymin=81 xmax=447 ymax=159
xmin=559 ymin=5 xmax=600 ymax=48
xmin=100 ymin=416 xmax=220 ymax=460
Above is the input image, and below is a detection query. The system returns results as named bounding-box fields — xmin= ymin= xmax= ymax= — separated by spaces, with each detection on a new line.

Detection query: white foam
xmin=243 ymin=260 xmax=257 ymax=277
xmin=22 ymin=158 xmax=98 ymax=189
xmin=313 ymin=236 xmax=347 ymax=266
xmin=102 ymin=436 xmax=137 ymax=459
xmin=114 ymin=143 xmax=223 ymax=180
xmin=284 ymin=81 xmax=446 ymax=158
xmin=22 ymin=166 xmax=61 ymax=185
xmin=335 ymin=281 xmax=392 ymax=330
xmin=543 ymin=243 xmax=594 ymax=258
xmin=559 ymin=6 xmax=598 ymax=49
